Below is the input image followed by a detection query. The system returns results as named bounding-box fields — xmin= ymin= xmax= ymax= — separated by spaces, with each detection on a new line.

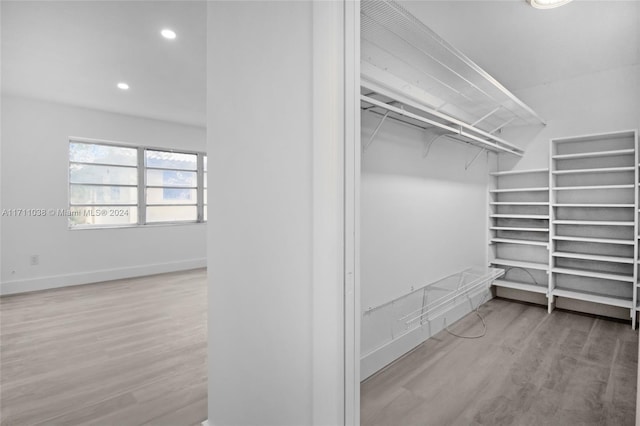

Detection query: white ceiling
xmin=401 ymin=0 xmax=640 ymax=92
xmin=1 ymin=1 xmax=206 ymax=127
xmin=1 ymin=1 xmax=637 ymax=127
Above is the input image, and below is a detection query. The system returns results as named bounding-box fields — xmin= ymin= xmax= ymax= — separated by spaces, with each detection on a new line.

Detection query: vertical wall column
xmin=207 ymin=2 xmax=350 ymax=425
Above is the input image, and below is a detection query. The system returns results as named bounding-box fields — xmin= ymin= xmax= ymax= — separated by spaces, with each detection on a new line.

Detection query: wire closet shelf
xmin=360 ymin=0 xmax=545 ymax=157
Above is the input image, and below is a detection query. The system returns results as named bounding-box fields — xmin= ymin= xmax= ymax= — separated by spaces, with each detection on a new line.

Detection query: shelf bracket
xmin=363 ymin=110 xmax=391 ymax=152
xmin=422 ymin=133 xmax=450 ymax=158
xmin=465 ymin=147 xmax=486 ymax=170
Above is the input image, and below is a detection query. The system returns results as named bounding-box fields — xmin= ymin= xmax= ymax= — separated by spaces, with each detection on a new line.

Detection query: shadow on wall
xmin=361 ymin=111 xmax=495 ymax=184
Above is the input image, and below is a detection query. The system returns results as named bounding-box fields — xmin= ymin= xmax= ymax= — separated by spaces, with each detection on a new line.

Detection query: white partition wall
xmin=206 ymin=2 xmax=351 ymax=425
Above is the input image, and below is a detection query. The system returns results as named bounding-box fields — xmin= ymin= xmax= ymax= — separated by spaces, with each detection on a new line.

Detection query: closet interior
xmin=359 ymin=0 xmax=638 ymax=385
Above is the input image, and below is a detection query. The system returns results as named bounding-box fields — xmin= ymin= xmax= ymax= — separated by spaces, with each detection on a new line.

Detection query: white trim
xmin=312 ymin=2 xmax=346 ymax=425
xmin=361 ymin=289 xmax=492 ymax=380
xmin=201 ymin=420 xmax=210 ymax=426
xmin=343 ymin=1 xmax=360 ymax=425
xmin=0 ymin=258 xmax=206 ymax=295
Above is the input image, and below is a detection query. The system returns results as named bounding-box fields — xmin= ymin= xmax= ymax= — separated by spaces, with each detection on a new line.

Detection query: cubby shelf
xmin=492 ymin=279 xmax=548 ymax=294
xmin=552 ymin=184 xmax=635 ymax=191
xmin=552 ymin=251 xmax=634 ymax=264
xmin=490 ymin=226 xmax=549 ymax=232
xmin=491 ymin=238 xmax=548 ymax=247
xmin=553 ymin=235 xmax=635 ymax=246
xmin=490 ymin=202 xmax=549 ymax=206
xmin=489 ymin=169 xmax=549 ymax=176
xmin=552 ymin=267 xmax=634 ymax=283
xmin=552 ymin=288 xmax=633 ymax=309
xmin=490 ymin=214 xmax=549 ymax=219
xmin=552 ymin=148 xmax=634 ymax=160
xmin=552 ymin=220 xmax=634 ymax=226
xmin=491 ymin=259 xmax=548 ymax=271
xmin=553 ymin=204 xmax=634 ymax=208
xmin=552 ymin=166 xmax=635 ymax=175
xmin=490 ymin=187 xmax=549 ymax=193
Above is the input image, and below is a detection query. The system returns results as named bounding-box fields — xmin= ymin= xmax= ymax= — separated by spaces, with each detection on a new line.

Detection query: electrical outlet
xmin=30 ymin=255 xmax=39 ymax=266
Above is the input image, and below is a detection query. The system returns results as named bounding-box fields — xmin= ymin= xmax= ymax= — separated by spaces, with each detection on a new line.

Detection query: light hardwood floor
xmin=361 ymin=298 xmax=638 ymax=426
xmin=0 ymin=269 xmax=207 ymax=426
xmin=3 ymin=274 xmax=637 ymax=425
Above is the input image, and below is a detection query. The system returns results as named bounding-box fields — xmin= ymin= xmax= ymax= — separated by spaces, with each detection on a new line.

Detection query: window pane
xmin=204 ymin=189 xmax=207 ymax=204
xmin=70 ymin=185 xmax=137 ymax=205
xmin=70 ymin=143 xmax=137 ymax=166
xmin=145 ymin=150 xmax=197 ymax=170
xmin=70 ymin=164 xmax=137 ymax=185
xmin=146 ymin=169 xmax=197 ymax=187
xmin=204 ymin=206 xmax=207 ymax=221
xmin=204 ymin=171 xmax=207 ymax=188
xmin=146 ymin=206 xmax=197 ymax=222
xmin=68 ymin=206 xmax=137 ymax=227
xmin=203 ymin=156 xmax=207 ymax=171
xmin=146 ymin=188 xmax=197 ymax=205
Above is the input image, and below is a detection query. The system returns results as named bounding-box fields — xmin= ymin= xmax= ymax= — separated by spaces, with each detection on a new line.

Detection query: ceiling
xmin=1 ymin=1 xmax=637 ymax=127
xmin=401 ymin=0 xmax=640 ymax=92
xmin=1 ymin=1 xmax=206 ymax=127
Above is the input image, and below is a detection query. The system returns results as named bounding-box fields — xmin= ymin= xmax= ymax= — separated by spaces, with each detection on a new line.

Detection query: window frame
xmin=68 ymin=137 xmax=207 ymax=230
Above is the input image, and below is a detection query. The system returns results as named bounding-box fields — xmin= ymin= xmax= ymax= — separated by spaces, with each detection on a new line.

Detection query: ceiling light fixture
xmin=161 ymin=29 xmax=177 ymax=40
xmin=117 ymin=82 xmax=129 ymax=90
xmin=527 ymin=0 xmax=573 ymax=9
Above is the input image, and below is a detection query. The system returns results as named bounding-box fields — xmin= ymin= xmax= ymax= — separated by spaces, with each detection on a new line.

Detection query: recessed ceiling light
xmin=117 ymin=82 xmax=129 ymax=90
xmin=161 ymin=29 xmax=177 ymax=40
xmin=527 ymin=0 xmax=572 ymax=9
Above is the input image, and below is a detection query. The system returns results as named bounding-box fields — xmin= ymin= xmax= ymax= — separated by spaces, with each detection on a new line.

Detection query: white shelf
xmin=490 ymin=168 xmax=549 ymax=176
xmin=552 ymin=288 xmax=632 ymax=309
xmin=552 ymin=148 xmax=635 ymax=160
xmin=553 ymin=184 xmax=635 ymax=191
xmin=491 ymin=259 xmax=548 ymax=271
xmin=553 ymin=235 xmax=635 ymax=246
xmin=493 ymin=279 xmax=548 ymax=294
xmin=490 ymin=226 xmax=549 ymax=232
xmin=552 ymin=267 xmax=634 ymax=283
xmin=490 ymin=214 xmax=549 ymax=219
xmin=553 ymin=220 xmax=634 ymax=226
xmin=553 ymin=204 xmax=634 ymax=208
xmin=490 ymin=187 xmax=549 ymax=193
xmin=552 ymin=166 xmax=635 ymax=175
xmin=490 ymin=202 xmax=549 ymax=206
xmin=491 ymin=238 xmax=548 ymax=247
xmin=552 ymin=251 xmax=634 ymax=264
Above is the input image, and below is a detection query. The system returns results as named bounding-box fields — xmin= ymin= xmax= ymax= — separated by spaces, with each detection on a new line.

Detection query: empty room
xmin=2 ymin=1 xmax=640 ymax=426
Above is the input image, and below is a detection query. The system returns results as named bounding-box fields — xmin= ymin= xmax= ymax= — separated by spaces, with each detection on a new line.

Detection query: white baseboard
xmin=201 ymin=420 xmax=210 ymax=426
xmin=360 ymin=289 xmax=492 ymax=381
xmin=0 ymin=258 xmax=206 ymax=295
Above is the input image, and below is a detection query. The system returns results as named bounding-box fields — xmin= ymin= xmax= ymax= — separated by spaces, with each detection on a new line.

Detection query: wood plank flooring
xmin=3 ymin=274 xmax=637 ymax=425
xmin=0 ymin=269 xmax=207 ymax=426
xmin=361 ymin=298 xmax=638 ymax=426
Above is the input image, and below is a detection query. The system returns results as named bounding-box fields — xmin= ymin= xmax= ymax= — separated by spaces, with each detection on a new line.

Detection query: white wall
xmin=0 ymin=95 xmax=207 ymax=294
xmin=500 ymin=65 xmax=640 ymax=171
xmin=360 ymin=110 xmax=494 ymax=376
xmin=207 ymin=2 xmax=347 ymax=425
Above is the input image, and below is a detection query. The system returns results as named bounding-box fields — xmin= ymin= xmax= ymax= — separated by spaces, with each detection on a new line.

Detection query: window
xmin=145 ymin=150 xmax=198 ymax=223
xmin=69 ymin=140 xmax=207 ymax=228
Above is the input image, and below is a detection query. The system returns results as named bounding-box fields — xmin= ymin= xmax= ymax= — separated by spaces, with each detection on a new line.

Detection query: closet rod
xmin=362 ymin=79 xmax=525 ymax=153
xmin=361 ymin=94 xmax=523 ymax=156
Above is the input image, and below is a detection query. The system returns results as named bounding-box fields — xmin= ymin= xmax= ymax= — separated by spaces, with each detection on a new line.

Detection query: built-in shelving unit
xmin=489 ymin=168 xmax=550 ymax=295
xmin=550 ymin=130 xmax=638 ymax=328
